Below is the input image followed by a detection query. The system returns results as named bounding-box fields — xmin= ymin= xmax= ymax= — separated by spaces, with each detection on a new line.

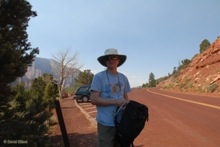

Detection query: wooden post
xmin=55 ymin=100 xmax=70 ymax=147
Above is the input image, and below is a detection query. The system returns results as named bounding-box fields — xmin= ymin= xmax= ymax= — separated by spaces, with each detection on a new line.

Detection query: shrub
xmin=207 ymin=83 xmax=219 ymax=93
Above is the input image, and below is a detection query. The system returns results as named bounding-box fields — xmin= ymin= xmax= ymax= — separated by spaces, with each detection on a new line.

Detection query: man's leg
xmin=98 ymin=123 xmax=116 ymax=147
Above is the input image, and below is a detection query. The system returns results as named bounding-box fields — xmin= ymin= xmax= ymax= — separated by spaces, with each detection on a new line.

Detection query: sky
xmin=27 ymin=0 xmax=220 ymax=87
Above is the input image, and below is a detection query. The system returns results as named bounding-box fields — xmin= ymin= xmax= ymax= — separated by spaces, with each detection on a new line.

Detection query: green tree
xmin=149 ymin=72 xmax=156 ymax=87
xmin=43 ymin=78 xmax=58 ymax=110
xmin=6 ymin=74 xmax=58 ymax=145
xmin=142 ymin=83 xmax=149 ymax=88
xmin=32 ymin=73 xmax=58 ymax=109
xmin=172 ymin=67 xmax=177 ymax=75
xmin=178 ymin=59 xmax=191 ymax=71
xmin=32 ymin=76 xmax=46 ymax=97
xmin=0 ymin=0 xmax=39 ymax=117
xmin=75 ymin=69 xmax=94 ymax=85
xmin=0 ymin=0 xmax=60 ymax=143
xmin=200 ymin=39 xmax=210 ymax=53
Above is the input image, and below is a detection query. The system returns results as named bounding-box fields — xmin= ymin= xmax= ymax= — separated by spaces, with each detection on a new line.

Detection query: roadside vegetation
xmin=0 ymin=1 xmax=59 ymax=145
xmin=64 ymin=69 xmax=94 ymax=94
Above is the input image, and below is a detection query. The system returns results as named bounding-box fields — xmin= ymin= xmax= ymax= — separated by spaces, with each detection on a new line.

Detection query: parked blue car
xmin=73 ymin=85 xmax=91 ymax=102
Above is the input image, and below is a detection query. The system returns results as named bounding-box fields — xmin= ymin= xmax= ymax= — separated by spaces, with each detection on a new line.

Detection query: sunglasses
xmin=106 ymin=56 xmax=119 ymax=61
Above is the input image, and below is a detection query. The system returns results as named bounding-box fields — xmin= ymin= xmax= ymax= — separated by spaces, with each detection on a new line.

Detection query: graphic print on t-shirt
xmin=103 ymin=83 xmax=122 ymax=99
xmin=112 ymin=84 xmax=120 ymax=93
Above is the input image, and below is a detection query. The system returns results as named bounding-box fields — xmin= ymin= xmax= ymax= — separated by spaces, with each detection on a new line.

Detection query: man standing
xmin=90 ymin=48 xmax=131 ymax=147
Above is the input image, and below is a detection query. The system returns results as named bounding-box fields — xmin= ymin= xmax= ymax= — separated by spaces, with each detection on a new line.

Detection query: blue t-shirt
xmin=90 ymin=70 xmax=131 ymax=126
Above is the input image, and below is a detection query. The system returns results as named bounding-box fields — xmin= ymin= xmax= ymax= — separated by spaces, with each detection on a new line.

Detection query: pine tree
xmin=149 ymin=72 xmax=156 ymax=87
xmin=0 ymin=0 xmax=39 ymax=115
xmin=200 ymin=39 xmax=210 ymax=53
xmin=0 ymin=0 xmax=39 ymax=144
xmin=5 ymin=74 xmax=58 ymax=145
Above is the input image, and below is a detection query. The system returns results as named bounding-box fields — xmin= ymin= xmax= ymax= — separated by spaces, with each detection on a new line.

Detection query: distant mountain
xmin=13 ymin=57 xmax=79 ymax=88
xmin=158 ymin=37 xmax=220 ymax=95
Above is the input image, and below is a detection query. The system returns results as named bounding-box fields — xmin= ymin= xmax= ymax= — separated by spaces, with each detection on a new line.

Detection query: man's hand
xmin=115 ymin=98 xmax=127 ymax=106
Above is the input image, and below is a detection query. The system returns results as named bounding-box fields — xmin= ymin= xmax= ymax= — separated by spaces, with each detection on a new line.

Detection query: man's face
xmin=105 ymin=55 xmax=120 ymax=69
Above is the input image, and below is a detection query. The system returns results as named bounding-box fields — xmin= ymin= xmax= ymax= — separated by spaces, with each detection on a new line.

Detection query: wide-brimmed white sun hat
xmin=97 ymin=48 xmax=127 ymax=67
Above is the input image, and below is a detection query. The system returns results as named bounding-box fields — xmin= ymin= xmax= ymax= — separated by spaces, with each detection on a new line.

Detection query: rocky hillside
xmin=13 ymin=57 xmax=79 ymax=88
xmin=158 ymin=37 xmax=220 ymax=95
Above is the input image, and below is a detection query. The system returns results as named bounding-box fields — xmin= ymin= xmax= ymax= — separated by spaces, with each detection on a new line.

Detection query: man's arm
xmin=91 ymin=90 xmax=126 ymax=106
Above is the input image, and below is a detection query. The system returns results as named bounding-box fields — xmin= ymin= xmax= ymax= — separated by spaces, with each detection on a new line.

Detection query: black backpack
xmin=115 ymin=100 xmax=149 ymax=147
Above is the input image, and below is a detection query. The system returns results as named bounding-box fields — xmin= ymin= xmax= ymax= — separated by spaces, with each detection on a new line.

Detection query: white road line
xmin=84 ymin=107 xmax=96 ymax=110
xmin=79 ymin=103 xmax=92 ymax=106
xmin=74 ymin=100 xmax=96 ymax=127
xmin=88 ymin=110 xmax=97 ymax=114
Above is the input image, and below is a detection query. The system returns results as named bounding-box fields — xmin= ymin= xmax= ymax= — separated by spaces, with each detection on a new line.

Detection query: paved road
xmin=77 ymin=88 xmax=220 ymax=147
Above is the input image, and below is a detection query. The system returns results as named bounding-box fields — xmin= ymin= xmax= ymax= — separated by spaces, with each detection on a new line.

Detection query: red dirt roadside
xmin=50 ymin=98 xmax=98 ymax=147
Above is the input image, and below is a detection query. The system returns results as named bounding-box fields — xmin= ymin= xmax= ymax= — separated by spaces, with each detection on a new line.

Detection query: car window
xmin=78 ymin=86 xmax=89 ymax=92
